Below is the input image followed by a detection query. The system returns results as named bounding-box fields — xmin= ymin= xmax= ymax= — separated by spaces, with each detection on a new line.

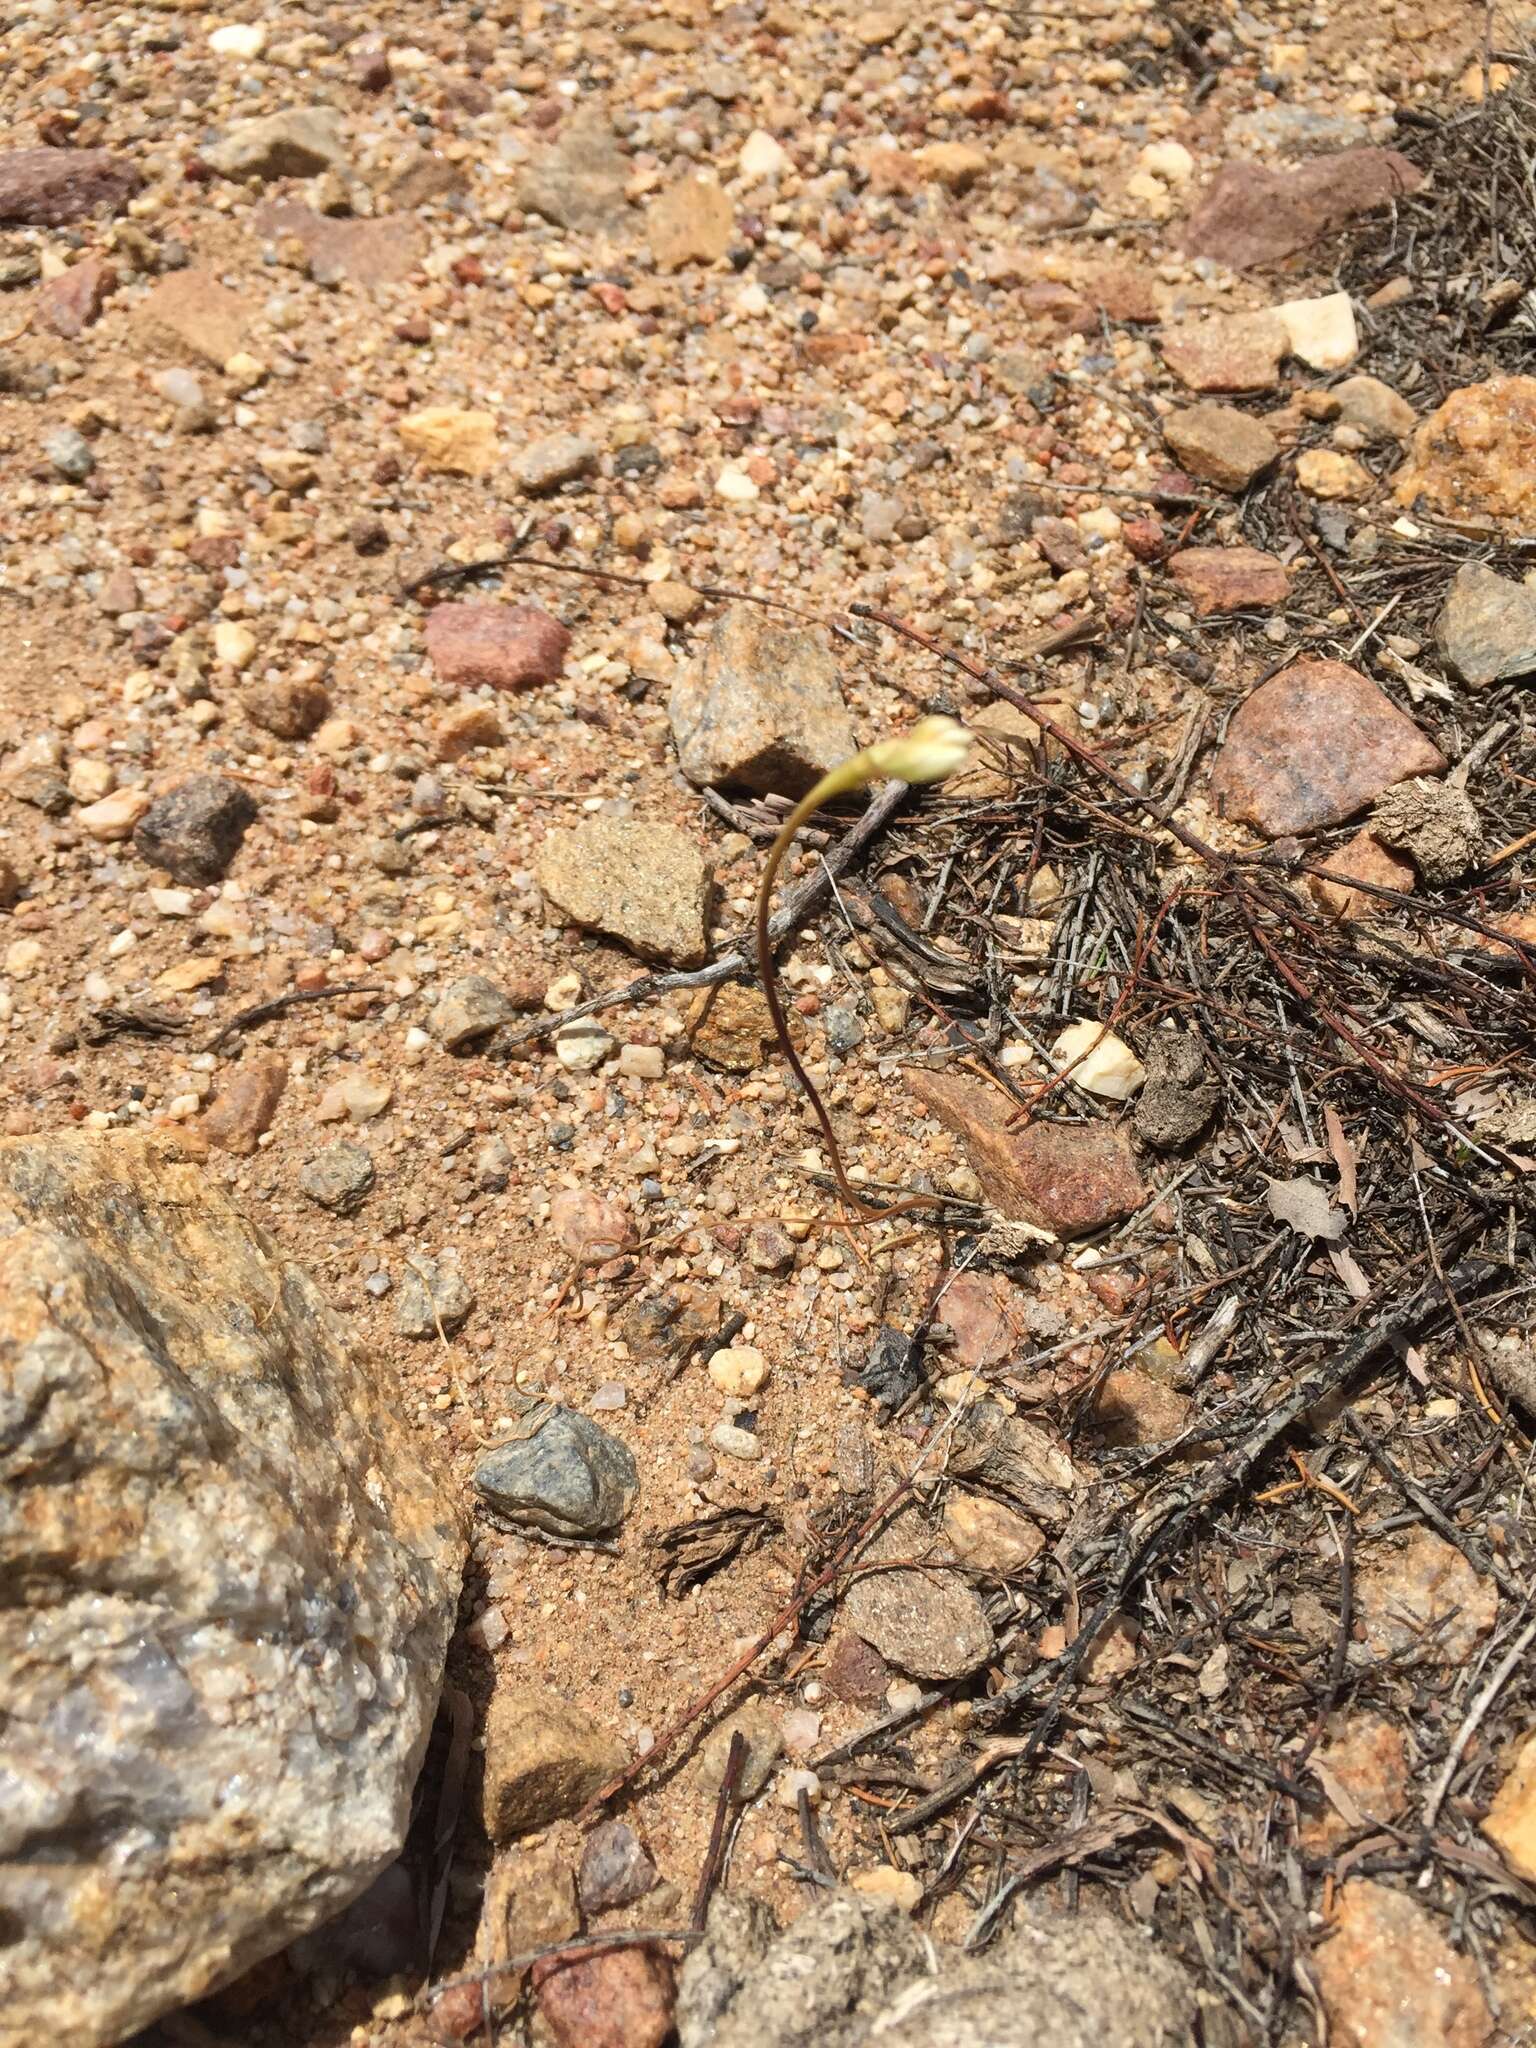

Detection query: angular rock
xmin=519 ymin=111 xmax=630 ymax=234
xmin=0 ymin=147 xmax=142 ymax=226
xmin=1274 ymin=290 xmax=1358 ymax=370
xmin=138 ymin=269 xmax=253 ymax=366
xmin=1133 ymin=1031 xmax=1220 ymax=1150
xmin=1354 ymin=1528 xmax=1497 ymax=1665
xmin=252 ymin=202 xmax=424 ymax=288
xmin=474 ymin=1399 xmax=639 ymax=1539
xmin=1179 ymin=148 xmax=1425 ymax=270
xmin=399 ymin=407 xmax=499 ymax=477
xmin=537 ymin=816 xmax=713 ymax=968
xmin=481 ymin=1683 xmax=627 ymax=1839
xmin=1313 ymin=1881 xmax=1492 ymax=2048
xmin=241 ymin=674 xmax=330 ymax=740
xmin=430 ymin=973 xmax=518 ymax=1050
xmin=843 ymin=1503 xmax=995 ymax=1680
xmin=549 ymin=1188 xmax=637 ymax=1263
xmin=822 ymin=1631 xmax=891 ymax=1706
xmin=534 ymin=1942 xmax=676 ymax=2048
xmin=38 ymin=256 xmax=118 ymax=338
xmin=947 ymin=1400 xmax=1077 ymax=1530
xmin=1395 ymin=376 xmax=1536 ymax=529
xmin=939 ymin=1270 xmax=1031 ymax=1371
xmin=916 ymin=141 xmax=988 ymax=194
xmin=133 ymin=774 xmax=259 ymax=883
xmin=1210 ymin=660 xmax=1447 ymax=838
xmin=201 ymin=1050 xmax=288 ymax=1155
xmin=1332 ymin=373 xmax=1417 ymax=443
xmin=1163 ymin=403 xmax=1278 ymax=491
xmin=1370 ymin=778 xmax=1484 ymax=883
xmin=1089 ymin=1369 xmax=1193 ymax=1447
xmin=686 ymin=981 xmax=780 ymax=1071
xmin=941 ymin=1494 xmax=1044 ymax=1574
xmin=425 ymin=601 xmax=570 ymax=691
xmin=204 ymin=108 xmax=347 ymax=182
xmin=579 ymin=1820 xmax=658 ymax=1911
xmin=1296 ymin=448 xmax=1372 ymax=501
xmin=1307 ymin=827 xmax=1415 ymax=921
xmin=396 ymin=1255 xmax=475 ymax=1339
xmin=297 ymin=1141 xmax=376 ymax=1214
xmin=1168 ymin=545 xmax=1289 ymax=615
xmin=1436 ymin=560 xmax=1536 ymax=686
xmin=1160 ymin=312 xmax=1286 ymax=393
xmin=908 ymin=1069 xmax=1147 ymax=1237
xmin=1483 ymin=1730 xmax=1536 ymax=1882
xmin=1303 ymin=1714 xmax=1408 ymax=1849
xmin=670 ymin=605 xmax=856 ymax=797
xmin=0 ymin=1131 xmax=462 ymax=2047
xmin=647 ymin=171 xmax=733 ymax=269
xmin=516 ymin=432 xmax=599 ymax=495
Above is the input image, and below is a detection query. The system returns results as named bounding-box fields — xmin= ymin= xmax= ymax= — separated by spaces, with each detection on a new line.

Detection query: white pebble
xmin=711 ymin=1422 xmax=762 ymax=1462
xmin=618 ymin=1043 xmax=664 ymax=1080
xmin=707 ymin=1345 xmax=768 ymax=1397
xmin=775 ymin=1767 xmax=821 ymax=1811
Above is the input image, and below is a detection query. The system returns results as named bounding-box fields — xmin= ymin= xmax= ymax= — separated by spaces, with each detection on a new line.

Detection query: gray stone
xmin=298 ymin=1141 xmax=376 ymax=1214
xmin=1332 ymin=373 xmax=1417 ymax=444
xmin=697 ymin=1700 xmax=783 ymax=1799
xmin=204 ymin=108 xmax=348 ymax=183
xmin=579 ymin=1820 xmax=659 ymax=1910
xmin=395 ymin=1254 xmax=475 ymax=1339
xmin=430 ymin=973 xmax=517 ymax=1051
xmin=474 ymin=1399 xmax=639 ymax=1539
xmin=537 ymin=815 xmax=714 ymax=968
xmin=518 ymin=111 xmax=630 ymax=233
xmin=1436 ymin=561 xmax=1536 ymax=687
xmin=0 ymin=1131 xmax=462 ymax=2047
xmin=825 ymin=1005 xmax=866 ymax=1055
xmin=132 ymin=774 xmax=258 ymax=884
xmin=1370 ymin=778 xmax=1485 ymax=884
xmin=1133 ymin=1031 xmax=1221 ymax=1152
xmin=516 ymin=431 xmax=599 ymax=494
xmin=842 ymin=1503 xmax=995 ymax=1680
xmin=44 ymin=425 xmax=95 ymax=481
xmin=670 ymin=605 xmax=858 ymax=798
xmin=679 ymin=1890 xmax=1197 ymax=2048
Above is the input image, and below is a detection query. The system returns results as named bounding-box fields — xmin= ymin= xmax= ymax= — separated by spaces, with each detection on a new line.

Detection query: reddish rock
xmin=1163 ymin=403 xmax=1278 ymax=491
xmin=201 ymin=1051 xmax=288 ymax=1156
xmin=908 ymin=1070 xmax=1147 ymax=1237
xmin=252 ymin=202 xmax=425 ymax=289
xmin=549 ymin=1188 xmax=637 ymax=1263
xmin=38 ymin=257 xmax=118 ymax=338
xmin=1483 ymin=1730 xmax=1536 ymax=1882
xmin=822 ymin=1630 xmax=892 ymax=1705
xmin=425 ymin=602 xmax=571 ymax=692
xmin=1210 ymin=660 xmax=1447 ymax=838
xmin=1303 ymin=1715 xmax=1408 ymax=1849
xmin=532 ymin=1942 xmax=675 ymax=2048
xmin=1354 ymin=1528 xmax=1497 ymax=1666
xmin=1080 ymin=262 xmax=1158 ymax=324
xmin=1307 ymin=828 xmax=1415 ymax=920
xmin=1179 ymin=148 xmax=1425 ymax=270
xmin=0 ymin=147 xmax=143 ymax=226
xmin=1090 ymin=1369 xmax=1193 ymax=1447
xmin=1395 ymin=375 xmax=1536 ymax=530
xmin=941 ymin=1270 xmax=1031 ymax=1370
xmin=1122 ymin=516 xmax=1166 ymax=562
xmin=1016 ymin=280 xmax=1097 ymax=333
xmin=1161 ymin=312 xmax=1287 ymax=393
xmin=1313 ymin=1881 xmax=1492 ymax=2048
xmin=138 ymin=269 xmax=253 ymax=365
xmin=1168 ymin=545 xmax=1289 ymax=616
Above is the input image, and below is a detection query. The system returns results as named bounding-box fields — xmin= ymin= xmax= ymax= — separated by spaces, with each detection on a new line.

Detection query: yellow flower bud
xmin=862 ymin=715 xmax=972 ymax=786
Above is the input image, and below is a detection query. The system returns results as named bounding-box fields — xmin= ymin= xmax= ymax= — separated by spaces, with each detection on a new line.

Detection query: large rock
xmin=473 ymin=1399 xmax=639 ymax=1540
xmin=0 ymin=1132 xmax=463 ymax=2047
xmin=842 ymin=1504 xmax=994 ymax=1680
xmin=0 ymin=147 xmax=142 ymax=225
xmin=1210 ymin=660 xmax=1446 ymax=838
xmin=907 ymin=1069 xmax=1147 ymax=1236
xmin=1178 ymin=148 xmax=1425 ymax=270
xmin=519 ymin=110 xmax=630 ymax=233
xmin=537 ymin=815 xmax=714 ymax=967
xmin=1483 ymin=1730 xmax=1536 ymax=1882
xmin=425 ymin=601 xmax=570 ymax=691
xmin=670 ymin=605 xmax=857 ymax=797
xmin=482 ymin=1684 xmax=627 ymax=1839
xmin=1160 ymin=312 xmax=1286 ymax=393
xmin=1168 ymin=545 xmax=1288 ymax=616
xmin=252 ymin=202 xmax=424 ymax=288
xmin=678 ymin=1890 xmax=1197 ymax=2048
xmin=133 ymin=773 xmax=259 ymax=883
xmin=1395 ymin=376 xmax=1536 ymax=530
xmin=1312 ymin=1881 xmax=1492 ymax=2048
xmin=1435 ymin=560 xmax=1536 ymax=685
xmin=204 ymin=108 xmax=347 ymax=182
xmin=1163 ymin=402 xmax=1278 ymax=491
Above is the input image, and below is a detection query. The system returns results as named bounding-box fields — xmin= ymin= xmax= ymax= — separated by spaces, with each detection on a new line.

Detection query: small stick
xmin=203 ymin=981 xmax=383 ymax=1054
xmin=691 ymin=1732 xmax=747 ymax=1931
xmin=1423 ymin=1608 xmax=1536 ymax=1830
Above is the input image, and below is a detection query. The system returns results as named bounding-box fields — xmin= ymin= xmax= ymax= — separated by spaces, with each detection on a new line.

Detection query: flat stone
xmin=947 ymin=1399 xmax=1078 ymax=1530
xmin=1303 ymin=1715 xmax=1408 ymax=1849
xmin=204 ymin=108 xmax=348 ymax=182
xmin=1089 ymin=1369 xmax=1193 ymax=1447
xmin=1313 ymin=1881 xmax=1492 ymax=2048
xmin=1179 ymin=148 xmax=1425 ymax=270
xmin=138 ymin=269 xmax=253 ymax=366
xmin=1168 ymin=545 xmax=1289 ymax=615
xmin=252 ymin=202 xmax=424 ymax=288
xmin=915 ymin=141 xmax=989 ymax=193
xmin=908 ymin=1069 xmax=1148 ymax=1237
xmin=38 ymin=256 xmax=118 ymax=338
xmin=133 ymin=774 xmax=259 ymax=883
xmin=0 ymin=147 xmax=142 ymax=225
xmin=686 ymin=981 xmax=780 ymax=1071
xmin=474 ymin=1400 xmax=639 ymax=1539
xmin=425 ymin=601 xmax=570 ymax=690
xmin=241 ymin=674 xmax=330 ymax=740
xmin=1163 ymin=402 xmax=1278 ymax=491
xmin=669 ymin=604 xmax=856 ymax=797
xmin=396 ymin=1255 xmax=475 ymax=1339
xmin=1354 ymin=1528 xmax=1497 ymax=1665
xmin=1275 ymin=290 xmax=1358 ymax=370
xmin=647 ymin=172 xmax=734 ymax=269
xmin=843 ymin=1503 xmax=995 ymax=1680
xmin=1332 ymin=373 xmax=1417 ymax=442
xmin=518 ymin=111 xmax=630 ymax=234
xmin=1160 ymin=312 xmax=1287 ymax=392
xmin=1210 ymin=660 xmax=1447 ymax=838
xmin=1483 ymin=1730 xmax=1536 ymax=1882
xmin=698 ymin=1701 xmax=783 ymax=1799
xmin=201 ymin=1050 xmax=288 ymax=1155
xmin=0 ymin=1131 xmax=461 ymax=2045
xmin=482 ymin=1683 xmax=627 ymax=1839
xmin=1296 ymin=448 xmax=1372 ymax=501
xmin=430 ymin=973 xmax=517 ymax=1050
xmin=516 ymin=432 xmax=599 ymax=495
xmin=940 ymin=1270 xmax=1032 ymax=1370
xmin=941 ymin=1494 xmax=1044 ymax=1574
xmin=399 ymin=407 xmax=499 ymax=477
xmin=297 ymin=1141 xmax=375 ymax=1214
xmin=1395 ymin=376 xmax=1536 ymax=529
xmin=822 ymin=1631 xmax=892 ymax=1705
xmin=579 ymin=1820 xmax=658 ymax=1911
xmin=1436 ymin=560 xmax=1536 ymax=685
xmin=1307 ymin=827 xmax=1415 ymax=920
xmin=534 ymin=1942 xmax=675 ymax=2048
xmin=537 ymin=816 xmax=713 ymax=967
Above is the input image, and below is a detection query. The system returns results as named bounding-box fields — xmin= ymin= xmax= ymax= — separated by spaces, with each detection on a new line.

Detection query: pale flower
xmin=817 ymin=716 xmax=973 ymax=800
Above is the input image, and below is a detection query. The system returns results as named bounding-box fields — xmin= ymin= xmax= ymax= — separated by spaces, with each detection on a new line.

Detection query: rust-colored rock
xmin=425 ymin=602 xmax=570 ymax=692
xmin=1483 ymin=1730 xmax=1536 ymax=1882
xmin=1307 ymin=827 xmax=1415 ymax=920
xmin=1179 ymin=149 xmax=1425 ymax=270
xmin=1160 ymin=312 xmax=1286 ymax=393
xmin=1396 ymin=376 xmax=1536 ymax=529
xmin=686 ymin=981 xmax=780 ymax=1071
xmin=1168 ymin=545 xmax=1289 ymax=616
xmin=1354 ymin=1528 xmax=1497 ymax=1665
xmin=38 ymin=257 xmax=118 ymax=338
xmin=1163 ymin=403 xmax=1278 ymax=491
xmin=1090 ymin=1368 xmax=1193 ymax=1447
xmin=201 ymin=1050 xmax=288 ymax=1155
xmin=533 ymin=1941 xmax=676 ymax=2048
xmin=252 ymin=202 xmax=425 ymax=288
xmin=1303 ymin=1715 xmax=1408 ymax=1849
xmin=823 ymin=1630 xmax=892 ymax=1705
xmin=1210 ymin=660 xmax=1447 ymax=838
xmin=908 ymin=1070 xmax=1147 ymax=1237
xmin=1313 ymin=1881 xmax=1492 ymax=2048
xmin=940 ymin=1270 xmax=1032 ymax=1370
xmin=0 ymin=146 xmax=142 ymax=225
